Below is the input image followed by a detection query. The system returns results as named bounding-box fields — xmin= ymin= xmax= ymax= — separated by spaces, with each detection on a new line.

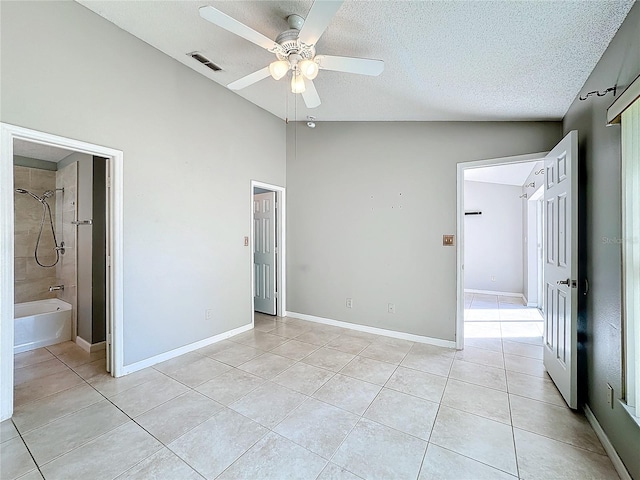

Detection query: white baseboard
xmin=526 ymin=301 xmax=539 ymax=308
xmin=90 ymin=341 xmax=106 ymax=353
xmin=464 ymin=289 xmax=525 ymax=299
xmin=75 ymin=337 xmax=107 ymax=353
xmin=121 ymin=323 xmax=253 ymax=375
xmin=584 ymin=404 xmax=632 ymax=480
xmin=285 ymin=311 xmax=456 ymax=349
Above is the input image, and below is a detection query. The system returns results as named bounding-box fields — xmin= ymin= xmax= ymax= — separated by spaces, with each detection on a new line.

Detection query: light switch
xmin=443 ymin=235 xmax=455 ymax=246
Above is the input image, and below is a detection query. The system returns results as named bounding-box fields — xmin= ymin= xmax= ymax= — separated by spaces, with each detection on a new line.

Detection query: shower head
xmin=15 ymin=188 xmax=43 ymax=202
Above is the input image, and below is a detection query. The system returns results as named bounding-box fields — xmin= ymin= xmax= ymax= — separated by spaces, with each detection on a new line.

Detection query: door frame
xmin=456 ymin=151 xmax=548 ymax=349
xmin=0 ymin=123 xmax=124 ymax=421
xmin=250 ymin=180 xmax=286 ymax=319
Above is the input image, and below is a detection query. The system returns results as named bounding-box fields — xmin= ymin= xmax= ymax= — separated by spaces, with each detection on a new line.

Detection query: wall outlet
xmin=346 ymin=298 xmax=353 ymax=309
xmin=490 ymin=275 xmax=496 ymax=282
xmin=205 ymin=309 xmax=213 ymax=320
xmin=606 ymin=383 xmax=614 ymax=408
xmin=388 ymin=303 xmax=395 ymax=314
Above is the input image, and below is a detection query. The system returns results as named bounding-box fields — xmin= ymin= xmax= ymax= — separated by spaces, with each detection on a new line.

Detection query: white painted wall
xmin=1 ymin=2 xmax=286 ymax=365
xmin=464 ymin=180 xmax=524 ymax=294
xmin=521 ymin=160 xmax=544 ymax=304
xmin=286 ymin=122 xmax=562 ymax=341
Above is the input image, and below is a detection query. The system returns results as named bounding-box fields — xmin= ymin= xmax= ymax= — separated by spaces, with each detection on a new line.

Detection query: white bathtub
xmin=14 ymin=299 xmax=72 ymax=353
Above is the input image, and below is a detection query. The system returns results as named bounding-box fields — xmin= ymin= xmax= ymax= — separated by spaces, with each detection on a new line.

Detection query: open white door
xmin=543 ymin=130 xmax=578 ymax=409
xmin=254 ymin=191 xmax=277 ymax=315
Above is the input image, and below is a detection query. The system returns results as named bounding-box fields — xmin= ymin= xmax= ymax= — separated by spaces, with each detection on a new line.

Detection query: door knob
xmin=557 ymin=279 xmax=570 ymax=285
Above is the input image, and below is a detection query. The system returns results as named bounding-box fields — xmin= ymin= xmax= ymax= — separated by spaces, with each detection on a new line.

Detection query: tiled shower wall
xmin=14 ymin=166 xmax=58 ymax=303
xmin=56 ymin=162 xmax=78 ymax=334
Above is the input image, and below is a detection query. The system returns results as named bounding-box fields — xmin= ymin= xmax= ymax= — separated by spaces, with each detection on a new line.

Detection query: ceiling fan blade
xmin=298 ymin=0 xmax=344 ymax=46
xmin=227 ymin=67 xmax=271 ymax=90
xmin=302 ymin=79 xmax=321 ymax=108
xmin=199 ymin=6 xmax=277 ymax=51
xmin=316 ymin=55 xmax=384 ymax=76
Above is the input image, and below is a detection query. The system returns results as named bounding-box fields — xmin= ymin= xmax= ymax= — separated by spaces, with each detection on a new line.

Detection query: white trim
xmin=121 ymin=323 xmax=253 ymax=375
xmin=75 ymin=336 xmax=106 ymax=353
xmin=250 ymin=181 xmax=286 ymax=319
xmin=526 ymin=302 xmax=538 ymax=307
xmin=75 ymin=336 xmax=91 ymax=353
xmin=0 ymin=123 xmax=124 ymax=421
xmin=464 ymin=288 xmax=525 ymax=299
xmin=607 ymin=73 xmax=640 ymax=125
xmin=285 ymin=311 xmax=457 ymax=349
xmin=584 ymin=404 xmax=633 ymax=480
xmin=456 ymin=152 xmax=549 ymax=351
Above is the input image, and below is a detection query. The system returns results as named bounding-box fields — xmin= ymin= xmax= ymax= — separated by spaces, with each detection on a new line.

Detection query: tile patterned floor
xmin=1 ymin=305 xmax=619 ymax=480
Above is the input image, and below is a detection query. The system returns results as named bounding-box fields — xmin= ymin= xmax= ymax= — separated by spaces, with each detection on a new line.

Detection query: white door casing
xmin=254 ymin=191 xmax=277 ymax=315
xmin=543 ymin=130 xmax=579 ymax=409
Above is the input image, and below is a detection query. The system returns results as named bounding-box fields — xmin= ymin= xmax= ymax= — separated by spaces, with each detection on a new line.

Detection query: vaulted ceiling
xmin=78 ymin=0 xmax=635 ymax=121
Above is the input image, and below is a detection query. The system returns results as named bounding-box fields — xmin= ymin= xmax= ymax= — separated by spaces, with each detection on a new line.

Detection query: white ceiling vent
xmin=188 ymin=52 xmax=222 ymax=72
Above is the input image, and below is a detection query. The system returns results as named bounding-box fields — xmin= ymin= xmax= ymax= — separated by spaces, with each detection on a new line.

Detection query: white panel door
xmin=543 ymin=130 xmax=578 ymax=409
xmin=254 ymin=192 xmax=277 ymax=315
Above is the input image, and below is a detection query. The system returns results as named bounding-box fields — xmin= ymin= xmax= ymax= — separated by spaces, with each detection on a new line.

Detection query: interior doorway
xmin=250 ymin=181 xmax=286 ymax=319
xmin=0 ymin=123 xmax=124 ymax=421
xmin=456 ymin=152 xmax=548 ymax=349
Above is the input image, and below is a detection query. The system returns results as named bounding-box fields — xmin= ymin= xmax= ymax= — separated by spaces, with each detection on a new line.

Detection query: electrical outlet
xmin=606 ymin=383 xmax=614 ymax=408
xmin=388 ymin=303 xmax=395 ymax=314
xmin=490 ymin=275 xmax=496 ymax=282
xmin=205 ymin=309 xmax=213 ymax=320
xmin=346 ymin=298 xmax=353 ymax=309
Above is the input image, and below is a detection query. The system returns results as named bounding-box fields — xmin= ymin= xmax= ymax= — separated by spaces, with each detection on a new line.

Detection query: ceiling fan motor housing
xmin=274 ymin=29 xmax=315 ymax=60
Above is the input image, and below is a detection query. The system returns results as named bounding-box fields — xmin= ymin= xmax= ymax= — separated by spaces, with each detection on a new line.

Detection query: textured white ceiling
xmin=465 ymin=161 xmax=539 ymax=187
xmin=13 ymin=139 xmax=75 ymax=163
xmin=77 ymin=0 xmax=634 ymax=122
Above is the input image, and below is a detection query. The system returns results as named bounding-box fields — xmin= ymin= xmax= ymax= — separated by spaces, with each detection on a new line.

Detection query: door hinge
xmin=107 ymin=255 xmax=111 ymax=268
xmin=107 ymin=333 xmax=112 ymax=345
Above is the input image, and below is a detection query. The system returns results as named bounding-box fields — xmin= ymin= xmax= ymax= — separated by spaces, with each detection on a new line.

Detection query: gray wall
xmin=562 ymin=3 xmax=640 ymax=478
xmin=464 ymin=180 xmax=523 ymax=294
xmin=286 ymin=121 xmax=561 ymax=341
xmin=1 ymin=1 xmax=286 ymax=364
xmin=75 ymin=153 xmax=93 ymax=343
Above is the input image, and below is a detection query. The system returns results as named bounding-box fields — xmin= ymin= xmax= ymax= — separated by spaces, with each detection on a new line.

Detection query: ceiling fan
xmin=199 ymin=1 xmax=384 ymax=109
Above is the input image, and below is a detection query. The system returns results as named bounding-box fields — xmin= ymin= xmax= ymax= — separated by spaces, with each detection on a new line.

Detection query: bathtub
xmin=14 ymin=299 xmax=72 ymax=354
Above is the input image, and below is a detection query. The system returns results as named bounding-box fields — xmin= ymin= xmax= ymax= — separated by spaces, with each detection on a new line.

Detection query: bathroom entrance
xmin=0 ymin=123 xmax=124 ymax=421
xmin=13 ymin=143 xmax=108 ymax=358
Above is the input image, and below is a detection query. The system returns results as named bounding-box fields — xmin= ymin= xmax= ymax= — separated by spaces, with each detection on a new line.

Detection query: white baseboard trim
xmin=75 ymin=337 xmax=107 ymax=353
xmin=285 ymin=311 xmax=456 ymax=349
xmin=90 ymin=341 xmax=106 ymax=353
xmin=120 ymin=323 xmax=253 ymax=376
xmin=464 ymin=289 xmax=525 ymax=299
xmin=526 ymin=301 xmax=539 ymax=308
xmin=75 ymin=336 xmax=91 ymax=353
xmin=584 ymin=404 xmax=632 ymax=480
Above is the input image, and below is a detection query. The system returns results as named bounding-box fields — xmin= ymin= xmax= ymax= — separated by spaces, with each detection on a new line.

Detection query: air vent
xmin=188 ymin=52 xmax=222 ymax=72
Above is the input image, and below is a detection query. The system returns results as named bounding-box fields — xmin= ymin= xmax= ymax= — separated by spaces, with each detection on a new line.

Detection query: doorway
xmin=250 ymin=181 xmax=286 ymax=320
xmin=0 ymin=123 xmax=124 ymax=421
xmin=456 ymin=152 xmax=548 ymax=349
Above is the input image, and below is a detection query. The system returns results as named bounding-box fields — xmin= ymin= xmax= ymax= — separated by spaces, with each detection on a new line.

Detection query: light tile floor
xmin=1 ymin=305 xmax=619 ymax=480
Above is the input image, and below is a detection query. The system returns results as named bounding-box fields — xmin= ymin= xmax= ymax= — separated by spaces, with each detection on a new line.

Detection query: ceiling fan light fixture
xmin=299 ymin=59 xmax=319 ymax=80
xmin=291 ymin=72 xmax=306 ymax=93
xmin=269 ymin=60 xmax=290 ymax=80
